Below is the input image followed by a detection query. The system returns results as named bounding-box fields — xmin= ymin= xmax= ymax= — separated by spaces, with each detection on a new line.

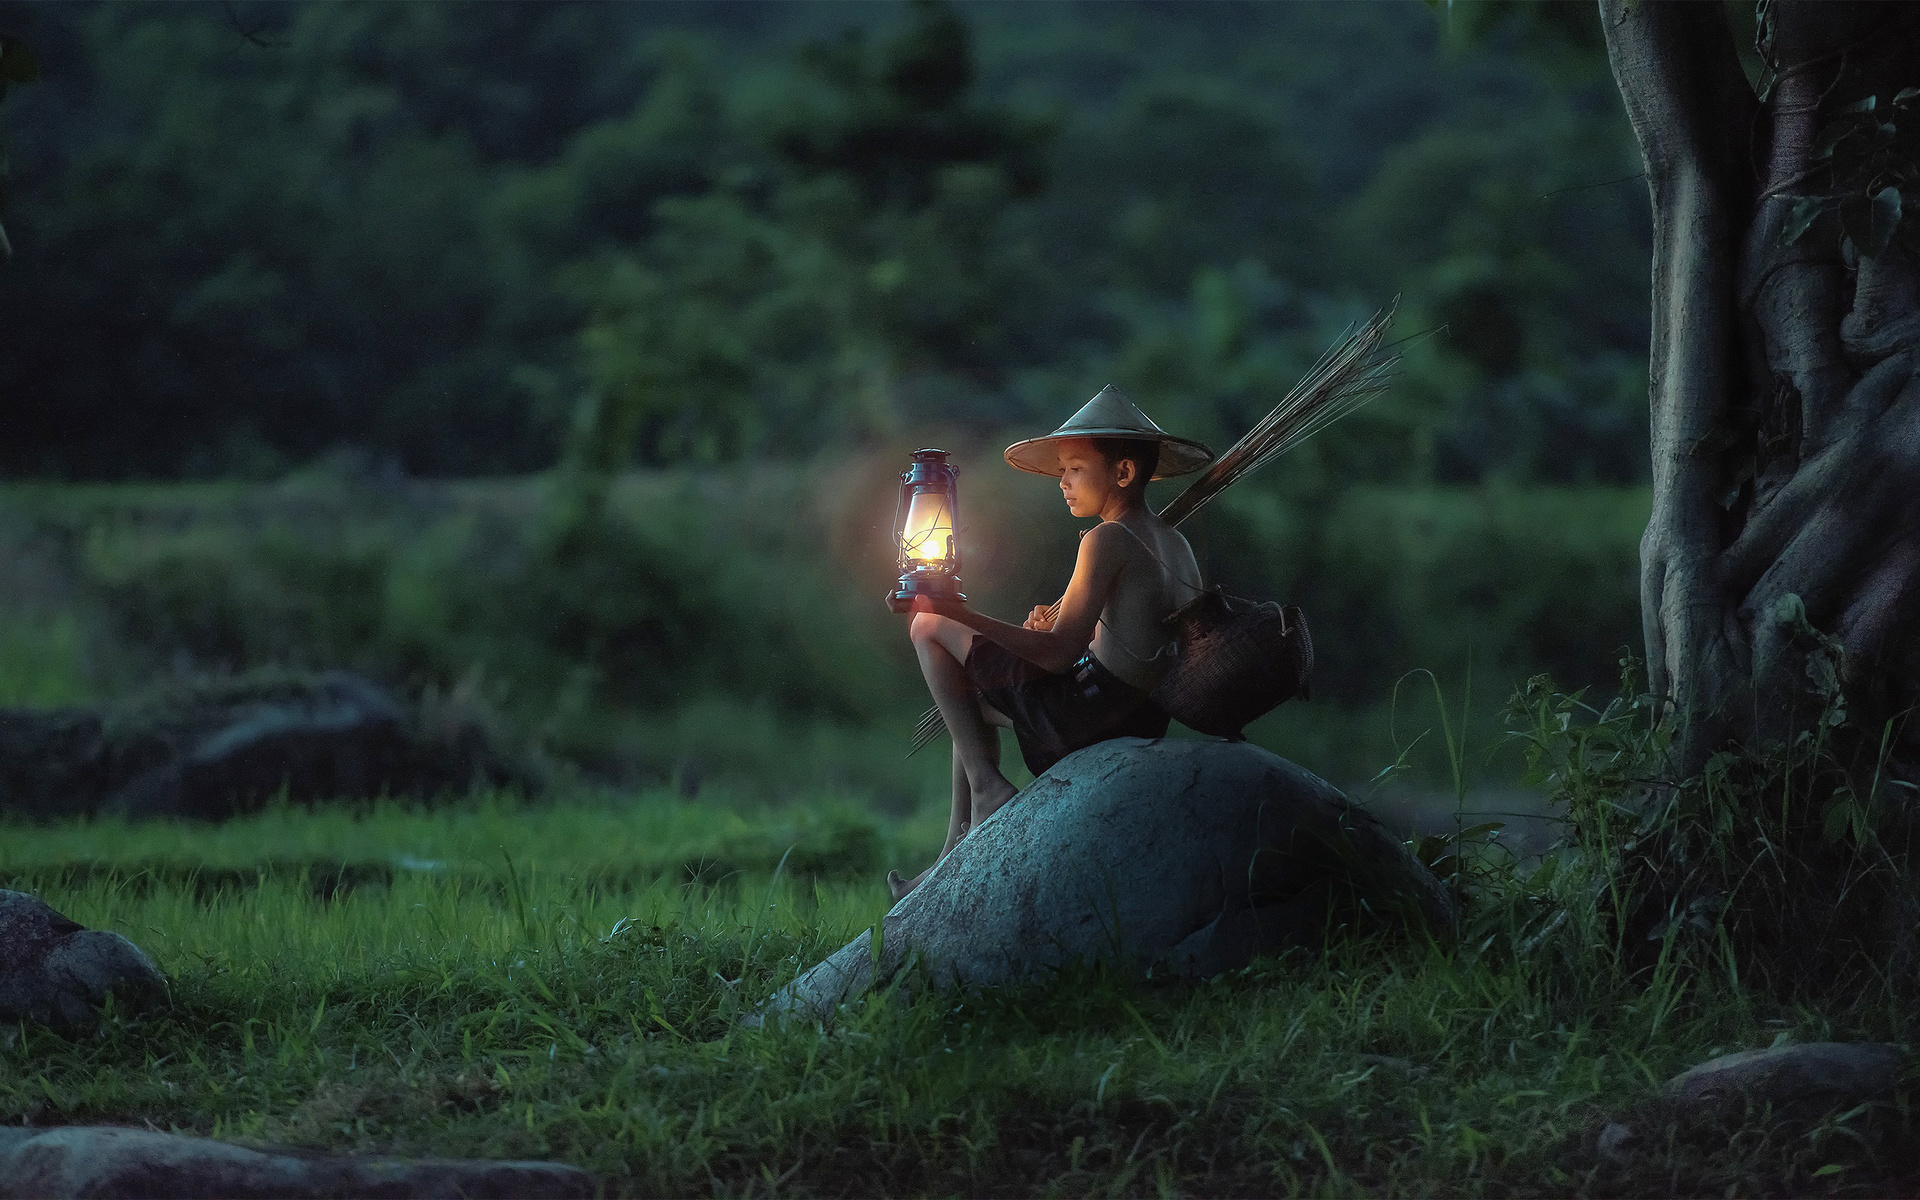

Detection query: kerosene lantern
xmin=888 ymin=448 xmax=964 ymax=613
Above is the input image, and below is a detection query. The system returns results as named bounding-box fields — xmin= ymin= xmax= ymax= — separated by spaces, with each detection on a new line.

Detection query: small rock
xmin=1357 ymin=1053 xmax=1426 ymax=1078
xmin=1596 ymin=1120 xmax=1636 ymax=1162
xmin=1668 ymin=1042 xmax=1906 ymax=1122
xmin=0 ymin=1125 xmax=595 ymax=1199
xmin=0 ymin=891 xmax=167 ymax=1034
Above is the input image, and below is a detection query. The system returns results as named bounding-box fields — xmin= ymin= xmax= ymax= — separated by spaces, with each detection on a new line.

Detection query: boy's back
xmin=1089 ymin=511 xmax=1203 ymax=692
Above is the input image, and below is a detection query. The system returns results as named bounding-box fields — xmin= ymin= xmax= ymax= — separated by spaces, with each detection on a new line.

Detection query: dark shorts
xmin=964 ymin=637 xmax=1170 ymax=777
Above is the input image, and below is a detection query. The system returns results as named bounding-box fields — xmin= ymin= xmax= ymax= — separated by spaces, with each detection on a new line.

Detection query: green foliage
xmin=69 ymin=477 xmax=831 ymax=715
xmin=1335 ymin=102 xmax=1651 ymax=482
xmin=1775 ymin=81 xmax=1920 ymax=257
xmin=0 ymin=611 xmax=87 ymax=707
xmin=568 ymin=1 xmax=1056 ymax=466
xmin=1423 ymin=0 xmax=1613 ymax=78
xmin=1506 ymin=638 xmax=1918 ymax=1000
xmin=1203 ymin=481 xmax=1650 ymax=708
xmin=9 ymin=465 xmax=929 ymax=797
xmin=1506 ymin=654 xmax=1669 ymax=858
xmin=0 ymin=3 xmax=631 ymax=476
xmin=0 ymin=469 xmax=1652 ymax=792
xmin=1050 ymin=79 xmax=1323 ymax=302
xmin=0 ymin=2 xmax=1652 ymax=484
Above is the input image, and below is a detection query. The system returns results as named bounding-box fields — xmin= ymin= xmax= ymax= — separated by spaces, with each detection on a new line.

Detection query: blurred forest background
xmin=0 ymin=0 xmax=1653 ymax=803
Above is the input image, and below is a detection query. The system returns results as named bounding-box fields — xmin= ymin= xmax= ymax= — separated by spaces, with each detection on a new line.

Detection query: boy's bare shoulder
xmin=1072 ymin=519 xmax=1130 ymax=553
xmin=1082 ymin=518 xmax=1157 ymax=563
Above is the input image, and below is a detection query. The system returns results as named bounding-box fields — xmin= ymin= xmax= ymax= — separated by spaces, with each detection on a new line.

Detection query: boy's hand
xmin=1023 ymin=605 xmax=1056 ymax=631
xmin=906 ymin=594 xmax=966 ymax=618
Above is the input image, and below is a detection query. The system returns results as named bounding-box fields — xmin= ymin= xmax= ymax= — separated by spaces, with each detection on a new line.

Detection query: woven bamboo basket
xmin=1149 ymin=591 xmax=1313 ymax=739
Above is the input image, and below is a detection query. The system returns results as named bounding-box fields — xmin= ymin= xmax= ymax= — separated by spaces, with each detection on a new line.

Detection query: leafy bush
xmin=1504 ymin=636 xmax=1918 ymax=1002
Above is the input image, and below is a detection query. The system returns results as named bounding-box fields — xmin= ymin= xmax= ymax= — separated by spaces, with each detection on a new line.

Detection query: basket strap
xmin=1041 ymin=518 xmax=1207 ymax=627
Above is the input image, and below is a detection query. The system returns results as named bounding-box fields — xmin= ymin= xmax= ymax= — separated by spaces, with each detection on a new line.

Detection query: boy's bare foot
xmin=887 ymin=869 xmax=923 ymax=901
xmin=970 ymin=774 xmax=1020 ymax=825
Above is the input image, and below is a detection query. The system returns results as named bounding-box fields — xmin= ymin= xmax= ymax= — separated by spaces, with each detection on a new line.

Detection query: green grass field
xmin=4 ymin=788 xmax=1910 ymax=1197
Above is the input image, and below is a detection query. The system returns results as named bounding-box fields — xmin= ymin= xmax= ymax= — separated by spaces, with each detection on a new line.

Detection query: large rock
xmin=762 ymin=738 xmax=1453 ymax=1023
xmin=0 ymin=891 xmax=167 ymax=1034
xmin=0 ymin=670 xmax=531 ymax=822
xmin=106 ymin=671 xmax=414 ymax=820
xmin=0 ymin=1126 xmax=595 ymax=1199
xmin=1667 ymin=1042 xmax=1907 ymax=1122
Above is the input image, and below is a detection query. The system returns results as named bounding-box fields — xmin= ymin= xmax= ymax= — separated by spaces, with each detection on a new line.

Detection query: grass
xmin=4 ymin=787 xmax=1913 ymax=1196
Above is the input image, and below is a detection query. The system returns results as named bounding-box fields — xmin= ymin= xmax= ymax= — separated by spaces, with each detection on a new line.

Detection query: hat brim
xmin=1002 ymin=430 xmax=1214 ymax=480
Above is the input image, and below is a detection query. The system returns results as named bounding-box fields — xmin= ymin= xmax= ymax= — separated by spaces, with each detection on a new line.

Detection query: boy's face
xmin=1055 ymin=439 xmax=1126 ymax=518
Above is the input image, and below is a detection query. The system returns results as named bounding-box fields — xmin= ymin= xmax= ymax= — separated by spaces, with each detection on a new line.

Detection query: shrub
xmin=1504 ymin=643 xmax=1918 ymax=1004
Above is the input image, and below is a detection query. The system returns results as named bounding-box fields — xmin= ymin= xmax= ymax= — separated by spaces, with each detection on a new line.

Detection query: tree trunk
xmin=1602 ymin=0 xmax=1920 ymax=779
xmin=1600 ymin=1 xmax=1920 ymax=987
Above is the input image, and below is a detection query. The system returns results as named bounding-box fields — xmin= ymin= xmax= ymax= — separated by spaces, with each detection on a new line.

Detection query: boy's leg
xmin=910 ymin=613 xmax=1018 ymax=813
xmin=889 ymin=732 xmax=1005 ymax=900
xmin=943 ymin=744 xmax=972 ymax=855
xmin=885 ymin=746 xmax=972 ymax=901
xmin=889 ymin=614 xmax=1017 ymax=901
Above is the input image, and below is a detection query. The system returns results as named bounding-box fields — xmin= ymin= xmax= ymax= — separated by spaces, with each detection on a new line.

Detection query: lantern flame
xmin=900 ymin=490 xmax=955 ymax=567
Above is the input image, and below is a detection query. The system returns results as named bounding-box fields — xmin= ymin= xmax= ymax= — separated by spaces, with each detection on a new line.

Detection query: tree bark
xmin=1603 ymin=0 xmax=1920 ymax=778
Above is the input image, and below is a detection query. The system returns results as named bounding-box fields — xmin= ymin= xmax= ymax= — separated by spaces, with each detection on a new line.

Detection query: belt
xmin=1071 ymin=651 xmax=1143 ymax=701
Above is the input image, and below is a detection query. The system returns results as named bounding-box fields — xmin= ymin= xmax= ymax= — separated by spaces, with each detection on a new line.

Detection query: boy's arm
xmin=915 ymin=523 xmax=1125 ymax=672
xmin=1023 ymin=599 xmax=1063 ymax=631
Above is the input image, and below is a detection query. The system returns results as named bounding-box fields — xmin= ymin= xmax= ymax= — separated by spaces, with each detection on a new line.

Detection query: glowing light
xmin=900 ymin=490 xmax=955 ymax=567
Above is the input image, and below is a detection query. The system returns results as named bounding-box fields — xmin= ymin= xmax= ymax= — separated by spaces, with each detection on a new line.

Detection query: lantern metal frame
xmin=888 ymin=448 xmax=964 ymax=613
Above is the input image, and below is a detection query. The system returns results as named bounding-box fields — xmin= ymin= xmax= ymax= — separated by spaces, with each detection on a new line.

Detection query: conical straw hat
xmin=1002 ymin=385 xmax=1214 ymax=480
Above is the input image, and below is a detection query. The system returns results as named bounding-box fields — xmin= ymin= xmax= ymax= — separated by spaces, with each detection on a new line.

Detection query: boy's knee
xmin=909 ymin=612 xmax=941 ymax=645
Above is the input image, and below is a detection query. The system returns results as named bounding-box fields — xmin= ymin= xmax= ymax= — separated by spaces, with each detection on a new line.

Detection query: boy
xmin=889 ymin=386 xmax=1212 ymax=899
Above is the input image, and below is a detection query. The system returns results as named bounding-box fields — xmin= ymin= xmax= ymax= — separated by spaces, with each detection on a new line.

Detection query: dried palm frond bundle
xmin=907 ymin=701 xmax=949 ymax=757
xmin=908 ymin=300 xmax=1401 ymax=757
xmin=1155 ymin=298 xmax=1399 ymax=527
